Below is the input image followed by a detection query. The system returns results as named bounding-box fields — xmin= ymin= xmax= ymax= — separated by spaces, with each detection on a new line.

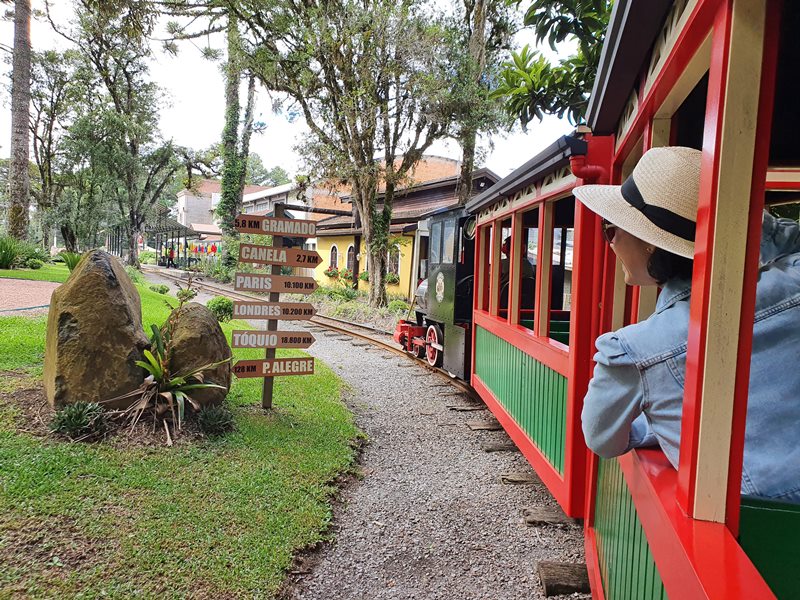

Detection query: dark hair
xmin=647 ymin=248 xmax=694 ymax=285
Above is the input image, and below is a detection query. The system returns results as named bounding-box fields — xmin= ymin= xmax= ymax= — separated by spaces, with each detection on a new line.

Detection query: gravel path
xmin=282 ymin=321 xmax=588 ymax=600
xmin=0 ymin=279 xmax=60 ymax=317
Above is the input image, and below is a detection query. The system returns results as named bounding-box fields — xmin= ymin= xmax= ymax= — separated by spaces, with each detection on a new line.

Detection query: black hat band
xmin=621 ymin=176 xmax=696 ymax=242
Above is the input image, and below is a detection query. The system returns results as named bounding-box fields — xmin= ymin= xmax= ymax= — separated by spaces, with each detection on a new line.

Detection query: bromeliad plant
xmin=106 ymin=317 xmax=230 ymax=444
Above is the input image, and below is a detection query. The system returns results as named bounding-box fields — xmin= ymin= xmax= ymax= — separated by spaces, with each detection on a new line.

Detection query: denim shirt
xmin=582 ymin=212 xmax=800 ymax=501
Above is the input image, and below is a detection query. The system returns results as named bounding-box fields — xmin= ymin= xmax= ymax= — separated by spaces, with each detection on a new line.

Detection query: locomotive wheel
xmin=425 ymin=324 xmax=444 ymax=367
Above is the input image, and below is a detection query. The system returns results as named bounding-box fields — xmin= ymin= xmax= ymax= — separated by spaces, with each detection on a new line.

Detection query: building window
xmin=388 ymin=245 xmax=400 ymax=276
xmin=329 ymin=245 xmax=339 ymax=268
xmin=347 ymin=245 xmax=356 ymax=272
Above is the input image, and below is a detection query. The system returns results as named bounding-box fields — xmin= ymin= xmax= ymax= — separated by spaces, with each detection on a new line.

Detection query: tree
xmin=8 ymin=0 xmax=32 ymax=240
xmin=29 ymin=50 xmax=81 ymax=248
xmin=491 ymin=0 xmax=611 ymax=129
xmin=234 ymin=0 xmax=459 ymax=307
xmin=246 ymin=153 xmax=289 ymax=187
xmin=71 ymin=4 xmax=180 ymax=265
xmin=451 ymin=0 xmax=515 ymax=205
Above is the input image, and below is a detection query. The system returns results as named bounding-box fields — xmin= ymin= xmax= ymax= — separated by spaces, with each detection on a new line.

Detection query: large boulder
xmin=44 ymin=250 xmax=149 ymax=408
xmin=167 ymin=302 xmax=232 ymax=406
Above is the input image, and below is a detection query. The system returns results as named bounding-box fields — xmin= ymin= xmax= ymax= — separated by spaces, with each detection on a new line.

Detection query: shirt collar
xmin=655 ymin=278 xmax=692 ymax=313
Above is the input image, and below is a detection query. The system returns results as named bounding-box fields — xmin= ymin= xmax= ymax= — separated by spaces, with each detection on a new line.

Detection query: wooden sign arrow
xmin=234 ymin=214 xmax=316 ymax=237
xmin=233 ymin=301 xmax=316 ymax=320
xmin=239 ymin=243 xmax=322 ymax=267
xmin=232 ymin=358 xmax=315 ymax=378
xmin=234 ymin=272 xmax=318 ymax=294
xmin=231 ymin=330 xmax=315 ymax=349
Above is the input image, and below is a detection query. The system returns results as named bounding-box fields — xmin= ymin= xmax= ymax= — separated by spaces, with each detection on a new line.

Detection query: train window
xmin=497 ymin=219 xmax=512 ymax=313
xmin=430 ymin=221 xmax=442 ymax=265
xmin=770 ymin=1 xmax=800 ymax=165
xmin=477 ymin=224 xmax=492 ymax=312
xmin=549 ymin=197 xmax=574 ymax=345
xmin=517 ymin=207 xmax=539 ymax=330
xmin=442 ymin=220 xmax=456 ymax=264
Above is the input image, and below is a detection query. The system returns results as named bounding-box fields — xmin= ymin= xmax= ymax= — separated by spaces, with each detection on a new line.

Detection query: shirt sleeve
xmin=582 ymin=332 xmax=645 ymax=458
xmin=761 ymin=211 xmax=800 ymax=264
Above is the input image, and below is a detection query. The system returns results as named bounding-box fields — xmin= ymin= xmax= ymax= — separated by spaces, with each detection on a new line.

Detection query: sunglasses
xmin=602 ymin=220 xmax=618 ymax=244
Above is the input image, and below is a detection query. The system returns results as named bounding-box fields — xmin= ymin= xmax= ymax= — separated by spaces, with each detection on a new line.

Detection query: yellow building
xmin=312 ymin=167 xmax=499 ymax=299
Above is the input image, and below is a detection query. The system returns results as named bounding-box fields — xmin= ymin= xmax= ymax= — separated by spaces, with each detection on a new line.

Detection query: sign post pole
xmin=261 ymin=203 xmax=284 ymax=409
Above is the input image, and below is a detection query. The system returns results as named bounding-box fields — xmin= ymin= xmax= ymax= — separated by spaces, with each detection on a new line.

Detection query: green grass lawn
xmin=0 ymin=275 xmax=361 ymax=598
xmin=0 ymin=263 xmax=71 ymax=283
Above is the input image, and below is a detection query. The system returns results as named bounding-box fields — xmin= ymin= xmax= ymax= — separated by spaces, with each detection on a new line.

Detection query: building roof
xmin=585 ymin=0 xmax=673 ymax=135
xmin=190 ymin=222 xmax=222 ymax=235
xmin=316 ymin=169 xmax=500 ymax=236
xmin=466 ymin=136 xmax=587 ymax=213
xmin=243 ymin=182 xmax=296 ymax=202
xmin=185 ymin=178 xmax=273 ymax=197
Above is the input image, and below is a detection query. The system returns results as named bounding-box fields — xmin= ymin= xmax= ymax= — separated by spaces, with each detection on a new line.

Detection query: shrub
xmin=280 ymin=266 xmax=293 ymax=276
xmin=149 ymin=284 xmax=170 ymax=295
xmin=51 ymin=402 xmax=107 ymax=440
xmin=323 ymin=266 xmax=339 ymax=278
xmin=59 ymin=251 xmax=83 ymax=272
xmin=124 ymin=265 xmax=145 ymax=284
xmin=197 ymin=404 xmax=235 ymax=436
xmin=358 ymin=270 xmax=369 ymax=282
xmin=387 ymin=299 xmax=409 ymax=314
xmin=139 ymin=250 xmax=157 ymax=264
xmin=207 ymin=296 xmax=233 ymax=322
xmin=25 ymin=258 xmax=44 ymax=270
xmin=386 ymin=272 xmax=400 ymax=285
xmin=339 ymin=268 xmax=353 ymax=281
xmin=16 ymin=241 xmax=49 ymax=265
xmin=0 ymin=236 xmax=19 ymax=269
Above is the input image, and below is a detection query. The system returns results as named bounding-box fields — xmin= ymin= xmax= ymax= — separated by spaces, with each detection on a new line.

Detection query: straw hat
xmin=573 ymin=146 xmax=701 ymax=258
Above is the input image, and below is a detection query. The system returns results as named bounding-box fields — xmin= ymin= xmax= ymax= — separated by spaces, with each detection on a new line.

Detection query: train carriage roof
xmin=585 ymin=0 xmax=673 ymax=135
xmin=466 ymin=135 xmax=587 ymax=214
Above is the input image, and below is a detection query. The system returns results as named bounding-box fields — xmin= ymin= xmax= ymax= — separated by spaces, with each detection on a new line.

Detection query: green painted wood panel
xmin=594 ymin=458 xmax=667 ymax=600
xmin=474 ymin=326 xmax=566 ymax=474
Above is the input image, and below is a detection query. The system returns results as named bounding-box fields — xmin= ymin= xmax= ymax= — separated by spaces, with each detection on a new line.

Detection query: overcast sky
xmin=0 ymin=2 xmax=575 ymax=179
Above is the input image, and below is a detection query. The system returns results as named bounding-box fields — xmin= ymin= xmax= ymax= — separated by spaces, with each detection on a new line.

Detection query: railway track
xmin=142 ymin=267 xmax=477 ymax=398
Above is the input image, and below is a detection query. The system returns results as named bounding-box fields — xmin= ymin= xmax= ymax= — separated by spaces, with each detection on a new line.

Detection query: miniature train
xmin=394 ymin=1 xmax=799 ymax=598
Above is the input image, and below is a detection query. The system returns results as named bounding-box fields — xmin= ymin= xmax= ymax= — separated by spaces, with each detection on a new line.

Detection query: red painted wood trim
xmin=614 ymin=0 xmax=718 ymax=164
xmin=584 ymin=527 xmax=607 ymax=600
xmin=534 ymin=204 xmax=549 ymax=336
xmin=472 ymin=374 xmax=577 ymax=515
xmin=764 ymin=180 xmax=800 ymax=190
xmin=508 ymin=211 xmax=520 ymax=325
xmin=618 ymin=450 xmax=775 ymax=600
xmin=725 ymin=0 xmax=782 ymax=537
xmin=677 ymin=1 xmax=732 ymax=515
xmin=474 ymin=310 xmax=569 ymax=375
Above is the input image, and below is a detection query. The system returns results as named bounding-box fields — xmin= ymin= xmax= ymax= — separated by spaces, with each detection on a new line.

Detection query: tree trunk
xmin=61 ymin=225 xmax=77 ymax=253
xmin=367 ymin=246 xmax=387 ymax=307
xmin=218 ymin=13 xmax=242 ymax=238
xmin=8 ymin=0 xmax=32 ymax=240
xmin=457 ymin=0 xmax=487 ymax=206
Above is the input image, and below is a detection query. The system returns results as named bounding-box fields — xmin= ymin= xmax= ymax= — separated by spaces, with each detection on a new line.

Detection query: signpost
xmin=232 ymin=358 xmax=315 ymax=378
xmin=238 ymin=244 xmax=322 ymax=268
xmin=232 ymin=301 xmax=316 ymax=320
xmin=231 ymin=204 xmax=318 ymax=409
xmin=233 ymin=272 xmax=318 ymax=294
xmin=231 ymin=330 xmax=315 ymax=349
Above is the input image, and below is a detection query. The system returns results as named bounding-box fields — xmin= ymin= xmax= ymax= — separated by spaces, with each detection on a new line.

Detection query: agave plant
xmin=106 ymin=323 xmax=229 ymax=442
xmin=59 ymin=251 xmax=83 ymax=272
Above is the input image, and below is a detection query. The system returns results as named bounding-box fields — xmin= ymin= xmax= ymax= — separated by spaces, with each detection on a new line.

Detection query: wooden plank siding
xmin=594 ymin=458 xmax=667 ymax=600
xmin=474 ymin=326 xmax=566 ymax=474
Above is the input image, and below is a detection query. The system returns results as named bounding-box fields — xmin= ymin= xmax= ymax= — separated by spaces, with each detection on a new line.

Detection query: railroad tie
xmin=466 ymin=419 xmax=502 ymax=431
xmin=446 ymin=404 xmax=486 ymax=412
xmin=500 ymin=472 xmax=541 ymax=485
xmin=480 ymin=442 xmax=518 ymax=453
xmin=536 ymin=561 xmax=590 ymax=597
xmin=522 ymin=506 xmax=576 ymax=527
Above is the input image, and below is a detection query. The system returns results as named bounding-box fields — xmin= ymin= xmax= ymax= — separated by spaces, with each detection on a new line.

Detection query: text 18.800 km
xmin=234 ymin=273 xmax=318 ymax=294
xmin=231 ymin=330 xmax=315 ymax=349
xmin=232 ymin=358 xmax=315 ymax=378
